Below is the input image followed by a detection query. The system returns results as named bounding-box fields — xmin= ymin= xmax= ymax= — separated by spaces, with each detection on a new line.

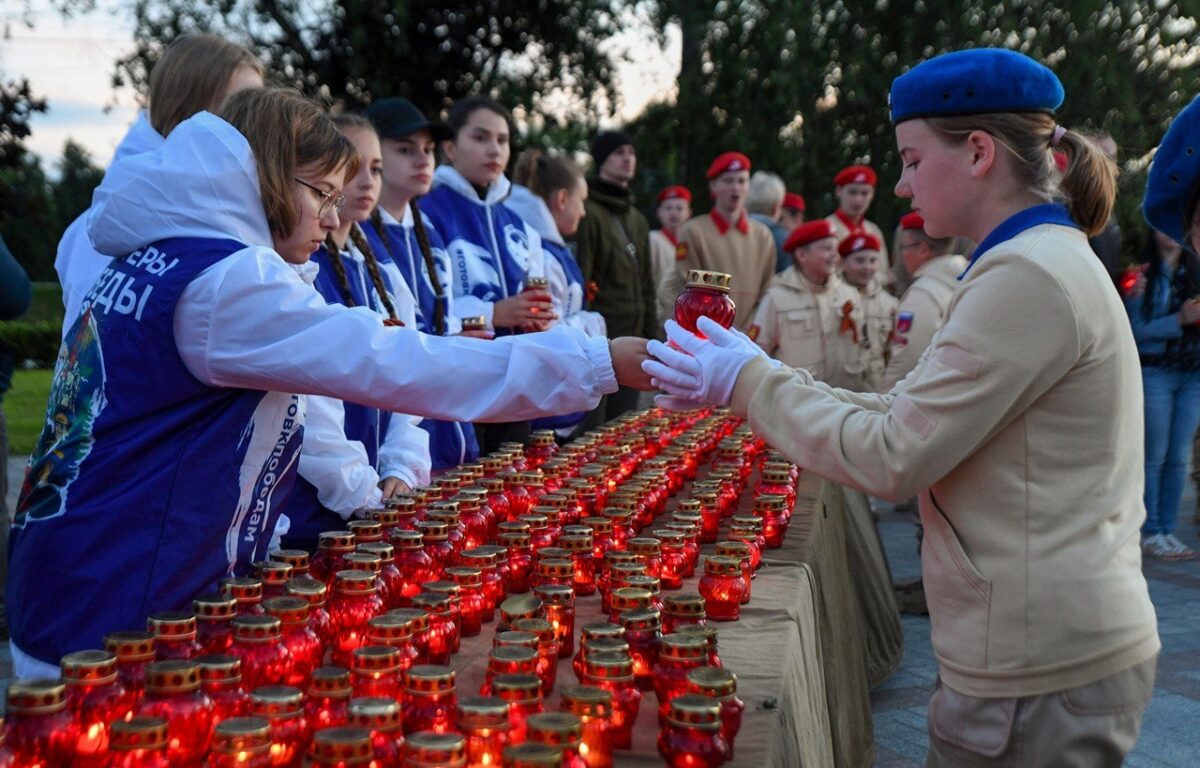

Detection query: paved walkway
xmin=872 ymin=493 xmax=1200 ymax=766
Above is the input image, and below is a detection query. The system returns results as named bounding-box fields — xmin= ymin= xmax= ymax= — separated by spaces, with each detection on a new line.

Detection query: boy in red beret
xmin=671 ymin=151 xmax=776 ymax=330
xmin=781 ymin=192 xmax=806 ymax=230
xmin=839 ymin=232 xmax=899 ymax=391
xmin=748 ymin=219 xmax=863 ymax=388
xmin=650 ymin=185 xmax=692 ymax=324
xmin=825 ymin=164 xmax=891 ymax=284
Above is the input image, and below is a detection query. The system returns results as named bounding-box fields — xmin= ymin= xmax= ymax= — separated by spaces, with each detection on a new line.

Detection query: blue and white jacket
xmin=423 ymin=166 xmax=547 ymax=332
xmin=9 ymin=111 xmax=618 ymax=670
xmin=362 ymin=207 xmax=479 ymax=469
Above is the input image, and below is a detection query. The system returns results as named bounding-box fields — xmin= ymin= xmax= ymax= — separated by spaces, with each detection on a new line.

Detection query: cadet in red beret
xmin=825 ymin=164 xmax=891 ymax=284
xmin=669 ymin=151 xmax=776 ymax=330
xmin=781 ymin=192 xmax=807 ymax=231
xmin=747 ymin=218 xmax=863 ymax=387
xmin=650 ymin=185 xmax=694 ymax=323
xmin=838 ymin=232 xmax=898 ymax=391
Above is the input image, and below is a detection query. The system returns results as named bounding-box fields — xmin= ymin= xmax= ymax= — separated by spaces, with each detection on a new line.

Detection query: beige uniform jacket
xmin=649 ymin=229 xmax=680 ymax=327
xmin=731 ymin=223 xmax=1158 ymax=698
xmin=749 ymin=267 xmax=864 ymax=390
xmin=826 ymin=213 xmax=891 ymax=280
xmin=671 ymin=212 xmax=776 ymax=330
xmin=881 ymin=254 xmax=968 ymax=392
xmin=854 ymin=277 xmax=899 ymax=393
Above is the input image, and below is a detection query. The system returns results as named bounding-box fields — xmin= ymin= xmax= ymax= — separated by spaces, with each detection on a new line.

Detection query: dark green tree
xmin=109 ymin=0 xmax=623 ymax=120
xmin=0 ymin=77 xmax=57 ymax=279
xmin=52 ymin=140 xmax=105 ymax=230
xmin=633 ymin=0 xmax=1200 ymax=262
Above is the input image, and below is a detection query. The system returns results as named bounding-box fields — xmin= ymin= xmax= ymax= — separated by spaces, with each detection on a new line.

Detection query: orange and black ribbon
xmin=840 ymin=301 xmax=859 ymax=344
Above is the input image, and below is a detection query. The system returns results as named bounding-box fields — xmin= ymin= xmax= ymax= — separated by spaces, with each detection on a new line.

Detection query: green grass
xmin=4 ymin=369 xmax=52 ymax=456
xmin=24 ymin=282 xmax=64 ymax=324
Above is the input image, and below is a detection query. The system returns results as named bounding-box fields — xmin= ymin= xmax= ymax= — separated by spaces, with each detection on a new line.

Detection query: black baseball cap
xmin=366 ymin=97 xmax=453 ymax=142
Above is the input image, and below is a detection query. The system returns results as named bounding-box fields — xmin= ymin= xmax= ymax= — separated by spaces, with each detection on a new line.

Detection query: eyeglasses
xmin=294 ymin=178 xmax=346 ymax=218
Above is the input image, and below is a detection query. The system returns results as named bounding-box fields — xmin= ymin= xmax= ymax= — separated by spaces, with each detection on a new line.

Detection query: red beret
xmin=782 ymin=192 xmax=807 ymax=211
xmin=899 ymin=212 xmax=925 ymax=231
xmin=656 ymin=185 xmax=692 ymax=204
xmin=706 ymin=152 xmax=751 ymax=180
xmin=838 ymin=232 xmax=882 ymax=257
xmin=783 ymin=219 xmax=836 ymax=252
xmin=833 ymin=164 xmax=877 ymax=187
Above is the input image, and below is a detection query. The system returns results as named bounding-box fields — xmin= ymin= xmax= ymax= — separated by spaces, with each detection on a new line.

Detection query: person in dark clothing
xmin=571 ymin=130 xmax=655 ymax=425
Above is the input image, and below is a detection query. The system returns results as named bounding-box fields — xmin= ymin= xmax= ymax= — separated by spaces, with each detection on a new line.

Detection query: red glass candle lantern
xmin=388 ymin=608 xmax=431 ymax=665
xmin=481 ymin=478 xmax=510 ymax=534
xmin=533 ymin=557 xmax=573 ymax=590
xmin=193 ymin=593 xmax=239 ymax=656
xmin=107 ymin=716 xmax=170 ymax=768
xmin=649 ymin=529 xmax=686 ymax=591
xmin=675 ymin=625 xmax=722 ymax=669
xmin=674 ymin=269 xmax=735 ymax=337
xmin=347 ymin=697 xmax=404 ymax=766
xmin=248 ymin=686 xmax=310 ymax=768
xmin=572 ymin=630 xmax=627 ymax=684
xmin=147 ymin=612 xmax=203 ymax=660
xmin=662 ymin=595 xmax=707 ymax=635
xmin=366 ymin=614 xmax=418 ymax=675
xmin=344 ymin=552 xmax=387 ymax=605
xmin=369 ymin=508 xmax=403 ymax=539
xmin=392 ymin=530 xmax=438 ymax=608
xmin=224 ymin=577 xmax=268 ymax=617
xmin=263 ymin=596 xmax=323 ymax=688
xmin=425 ymin=506 xmax=465 ymax=562
xmin=527 ymin=713 xmax=587 ymax=768
xmin=230 ymin=616 xmax=292 ymax=690
xmin=715 ymin=541 xmax=753 ymax=604
xmin=62 ymin=650 xmax=133 ymax=766
xmin=481 ymin=646 xmax=539 ymax=697
xmin=558 ymin=533 xmax=596 ymax=597
xmin=348 ymin=519 xmax=384 ymax=545
xmin=403 ymin=666 xmax=457 ymax=736
xmin=607 ymin=587 xmax=652 ymax=625
xmin=755 ymin=466 xmax=796 ymax=507
xmin=729 ymin=515 xmax=765 ymax=555
xmin=460 ymin=549 xmax=504 ymax=621
xmin=492 ymin=675 xmax=543 ymax=745
xmin=525 ymin=430 xmax=558 ymax=468
xmin=350 ymin=645 xmax=404 ymax=701
xmin=457 ymin=696 xmax=511 ymax=768
xmin=651 ymin=634 xmax=709 ymax=725
xmin=687 ymin=667 xmax=743 ymax=759
xmin=753 ymin=495 xmax=789 ymax=549
xmin=104 ymin=631 xmax=155 ymax=706
xmin=560 ymin=686 xmax=614 ymax=768
xmin=272 ymin=550 xmax=311 ymax=578
xmin=657 ymin=694 xmax=729 ymax=768
xmin=510 ymin=618 xmax=559 ymax=694
xmin=329 ymin=570 xmax=385 ymax=668
xmin=208 ymin=717 xmax=274 ymax=768
xmin=619 ymin=610 xmax=662 ymax=691
xmin=533 ymin=584 xmax=575 ymax=658
xmin=726 ymin=526 xmax=762 ymax=573
xmin=411 ymin=592 xmax=456 ymax=665
xmin=197 ymin=655 xmax=248 ymax=727
xmin=698 ymin=557 xmax=744 ymax=622
xmin=312 ymin=532 xmax=357 ymax=585
xmin=402 ymin=731 xmax=466 ymax=768
xmin=580 ymin=653 xmax=641 ymax=751
xmin=579 ymin=518 xmax=614 ymax=565
xmin=454 ymin=495 xmax=491 ymax=552
xmin=446 ymin=566 xmax=486 ymax=638
xmin=627 ymin=538 xmax=662 ymax=581
xmin=494 ymin=630 xmax=539 ymax=652
xmin=358 ymin=542 xmax=405 ymax=611
xmin=307 ymin=726 xmax=375 ymax=767
xmin=625 ymin=575 xmax=664 ymax=615
xmin=502 ymin=743 xmax=560 ymax=768
xmin=0 ymin=679 xmax=76 ymax=766
xmin=423 ymin=580 xmax=466 ymax=650
xmin=138 ymin=660 xmax=215 ymax=766
xmin=599 ymin=508 xmax=634 ymax=551
xmin=498 ymin=531 xmax=534 ymax=595
xmin=523 ymin=510 xmax=559 ymax=551
xmin=665 ymin=522 xmax=701 ymax=578
xmin=304 ymin=668 xmax=353 ymax=732
xmin=385 ymin=496 xmax=420 ymax=531
xmin=254 ymin=561 xmax=294 ymax=600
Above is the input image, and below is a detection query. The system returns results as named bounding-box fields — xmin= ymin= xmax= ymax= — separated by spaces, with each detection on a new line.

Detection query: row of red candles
xmin=0 ymin=406 xmax=802 ymax=767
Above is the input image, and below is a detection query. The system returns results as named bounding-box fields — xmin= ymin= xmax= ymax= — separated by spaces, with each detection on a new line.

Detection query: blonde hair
xmin=512 ymin=148 xmax=583 ymax=201
xmin=217 ymin=88 xmax=360 ymax=239
xmin=926 ymin=113 xmax=1117 ymax=236
xmin=148 ymin=33 xmax=263 ymax=136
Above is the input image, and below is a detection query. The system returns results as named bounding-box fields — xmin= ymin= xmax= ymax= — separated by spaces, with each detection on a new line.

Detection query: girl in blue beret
xmin=645 ymin=47 xmax=1157 ymax=765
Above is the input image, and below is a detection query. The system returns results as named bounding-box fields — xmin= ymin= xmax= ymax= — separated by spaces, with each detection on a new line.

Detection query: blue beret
xmin=890 ymin=48 xmax=1064 ymax=124
xmin=1144 ymin=94 xmax=1200 ymax=245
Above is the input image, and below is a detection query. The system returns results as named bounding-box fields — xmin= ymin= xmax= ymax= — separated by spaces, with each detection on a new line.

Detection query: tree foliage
xmin=110 ymin=0 xmax=624 ymax=119
xmin=630 ymin=0 xmax=1200 ymax=262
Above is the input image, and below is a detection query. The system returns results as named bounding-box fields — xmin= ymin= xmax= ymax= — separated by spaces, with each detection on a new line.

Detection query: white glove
xmin=642 ymin=317 xmax=779 ymax=407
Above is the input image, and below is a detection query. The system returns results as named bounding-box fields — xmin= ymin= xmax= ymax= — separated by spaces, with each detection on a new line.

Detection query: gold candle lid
xmin=145 ymin=660 xmax=202 ymax=694
xmin=104 ymin=630 xmax=155 ymax=662
xmin=308 ymin=727 xmax=374 ymax=765
xmin=667 ymin=693 xmax=722 ymax=729
xmin=210 ymin=717 xmax=271 ymax=755
xmin=308 ymin=667 xmax=353 ymax=698
xmin=457 ymin=695 xmax=511 ymax=729
xmin=684 ymin=269 xmax=732 ymax=292
xmin=248 ymin=685 xmax=304 ymax=717
xmin=688 ymin=666 xmax=738 ymax=696
xmin=664 ymin=594 xmax=707 ymax=617
xmin=60 ymin=649 xmax=118 ymax=685
xmin=348 ymin=696 xmax=401 ymax=732
xmin=111 ymin=716 xmax=168 ymax=752
xmin=503 ymin=742 xmax=561 ymax=768
xmin=560 ymin=685 xmax=612 ymax=718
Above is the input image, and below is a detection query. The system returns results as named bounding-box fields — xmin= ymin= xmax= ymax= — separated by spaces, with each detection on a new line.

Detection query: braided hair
xmin=322 ymin=235 xmax=356 ymax=307
xmin=347 ymin=221 xmax=399 ymax=321
xmin=368 ymin=205 xmax=447 ymax=335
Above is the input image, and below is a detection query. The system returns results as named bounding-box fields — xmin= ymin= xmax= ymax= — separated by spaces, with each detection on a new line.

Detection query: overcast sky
xmin=2 ymin=1 xmax=680 ymax=174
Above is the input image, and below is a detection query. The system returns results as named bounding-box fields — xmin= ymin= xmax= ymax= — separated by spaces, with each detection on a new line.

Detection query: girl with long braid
xmin=362 ymin=97 xmax=482 ymax=470
xmin=279 ymin=113 xmax=433 ymax=551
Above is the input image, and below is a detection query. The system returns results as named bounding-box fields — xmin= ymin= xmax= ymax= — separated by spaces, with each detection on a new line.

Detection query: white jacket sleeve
xmin=298 ymin=394 xmax=384 ymax=518
xmin=174 ymin=247 xmax=618 ymax=422
xmin=377 ymin=413 xmax=432 ymax=489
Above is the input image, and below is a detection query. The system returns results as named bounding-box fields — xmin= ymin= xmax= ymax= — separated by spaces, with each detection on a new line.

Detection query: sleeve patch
xmin=934 ymin=345 xmax=983 ymax=378
xmin=894 ymin=396 xmax=936 ymax=439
